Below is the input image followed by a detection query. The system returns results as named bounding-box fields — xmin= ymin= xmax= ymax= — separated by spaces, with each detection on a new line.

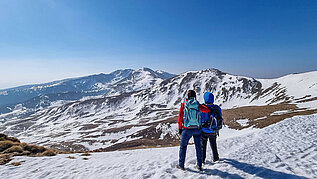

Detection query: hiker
xmin=177 ymin=90 xmax=209 ymax=171
xmin=200 ymin=92 xmax=223 ymax=164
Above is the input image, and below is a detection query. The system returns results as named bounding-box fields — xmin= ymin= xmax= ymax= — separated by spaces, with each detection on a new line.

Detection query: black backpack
xmin=205 ymin=104 xmax=223 ymax=131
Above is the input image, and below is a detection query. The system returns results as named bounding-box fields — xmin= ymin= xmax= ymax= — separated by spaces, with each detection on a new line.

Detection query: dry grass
xmin=0 ymin=154 xmax=13 ymax=165
xmin=80 ymin=153 xmax=91 ymax=156
xmin=40 ymin=149 xmax=58 ymax=156
xmin=0 ymin=133 xmax=63 ymax=165
xmin=21 ymin=150 xmax=31 ymax=156
xmin=66 ymin=156 xmax=76 ymax=159
xmin=91 ymin=103 xmax=317 ymax=152
xmin=223 ymin=104 xmax=317 ymax=129
xmin=0 ymin=141 xmax=19 ymax=152
xmin=22 ymin=144 xmax=46 ymax=154
xmin=10 ymin=161 xmax=25 ymax=166
xmin=1 ymin=103 xmax=317 ymax=160
xmin=47 ymin=141 xmax=88 ymax=152
xmin=3 ymin=145 xmax=24 ymax=154
xmin=0 ymin=133 xmax=20 ymax=143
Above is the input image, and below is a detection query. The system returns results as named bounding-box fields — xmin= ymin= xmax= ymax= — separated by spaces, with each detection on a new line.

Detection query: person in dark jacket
xmin=200 ymin=92 xmax=222 ymax=163
xmin=177 ymin=90 xmax=209 ymax=171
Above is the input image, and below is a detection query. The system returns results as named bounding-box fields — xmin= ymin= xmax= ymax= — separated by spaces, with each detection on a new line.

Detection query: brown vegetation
xmin=0 ymin=133 xmax=63 ymax=165
xmin=10 ymin=161 xmax=25 ymax=166
xmin=0 ymin=154 xmax=13 ymax=165
xmin=92 ymin=103 xmax=317 ymax=152
xmin=41 ymin=149 xmax=59 ymax=156
xmin=48 ymin=141 xmax=89 ymax=152
xmin=3 ymin=145 xmax=24 ymax=153
xmin=296 ymin=97 xmax=317 ymax=103
xmin=0 ymin=133 xmax=20 ymax=143
xmin=22 ymin=144 xmax=46 ymax=154
xmin=80 ymin=153 xmax=91 ymax=156
xmin=66 ymin=156 xmax=76 ymax=159
xmin=223 ymin=104 xmax=317 ymax=129
xmin=0 ymin=141 xmax=18 ymax=152
xmin=2 ymin=103 xmax=316 ymax=157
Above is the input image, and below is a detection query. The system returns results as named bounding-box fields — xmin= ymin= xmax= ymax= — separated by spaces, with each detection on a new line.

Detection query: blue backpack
xmin=183 ymin=99 xmax=201 ymax=129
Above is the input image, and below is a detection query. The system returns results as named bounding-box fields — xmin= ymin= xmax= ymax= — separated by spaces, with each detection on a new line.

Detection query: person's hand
xmin=179 ymin=129 xmax=183 ymax=135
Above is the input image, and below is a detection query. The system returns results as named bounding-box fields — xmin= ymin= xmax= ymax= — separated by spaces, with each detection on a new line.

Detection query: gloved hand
xmin=179 ymin=129 xmax=183 ymax=135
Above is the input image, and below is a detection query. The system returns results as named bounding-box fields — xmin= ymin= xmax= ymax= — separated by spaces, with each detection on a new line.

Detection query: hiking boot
xmin=195 ymin=165 xmax=203 ymax=171
xmin=176 ymin=165 xmax=185 ymax=170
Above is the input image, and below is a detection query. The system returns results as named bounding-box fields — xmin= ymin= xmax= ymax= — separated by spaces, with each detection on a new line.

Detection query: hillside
xmin=1 ymin=114 xmax=315 ymax=178
xmin=0 ymin=68 xmax=175 ymax=115
xmin=0 ymin=68 xmax=316 ymax=152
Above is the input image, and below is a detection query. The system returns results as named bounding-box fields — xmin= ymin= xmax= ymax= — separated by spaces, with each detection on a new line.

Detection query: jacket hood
xmin=204 ymin=92 xmax=214 ymax=104
xmin=185 ymin=99 xmax=199 ymax=109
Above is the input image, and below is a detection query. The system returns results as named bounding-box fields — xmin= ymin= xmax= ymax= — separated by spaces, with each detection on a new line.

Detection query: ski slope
xmin=1 ymin=114 xmax=316 ymax=179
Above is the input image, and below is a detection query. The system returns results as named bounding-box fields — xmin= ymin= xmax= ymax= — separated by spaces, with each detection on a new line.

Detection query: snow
xmin=156 ymin=123 xmax=178 ymax=140
xmin=297 ymin=100 xmax=317 ymax=110
xmin=30 ymin=82 xmax=63 ymax=91
xmin=258 ymin=71 xmax=317 ymax=102
xmin=0 ymin=90 xmax=8 ymax=95
xmin=235 ymin=118 xmax=249 ymax=127
xmin=254 ymin=116 xmax=267 ymax=121
xmin=270 ymin=110 xmax=292 ymax=116
xmin=2 ymin=114 xmax=316 ymax=178
xmin=218 ymin=125 xmax=261 ymax=140
xmin=2 ymin=69 xmax=317 ymax=152
xmin=1 ymin=69 xmax=317 ymax=170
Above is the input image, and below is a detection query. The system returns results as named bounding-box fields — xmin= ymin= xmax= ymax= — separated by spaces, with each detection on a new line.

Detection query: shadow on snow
xmin=186 ymin=158 xmax=308 ymax=179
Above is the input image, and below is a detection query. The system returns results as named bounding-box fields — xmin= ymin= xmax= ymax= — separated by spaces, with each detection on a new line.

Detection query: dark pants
xmin=179 ymin=129 xmax=203 ymax=168
xmin=202 ymin=132 xmax=219 ymax=162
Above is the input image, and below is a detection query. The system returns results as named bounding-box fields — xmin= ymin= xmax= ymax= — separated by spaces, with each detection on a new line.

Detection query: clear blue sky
xmin=0 ymin=0 xmax=317 ymax=89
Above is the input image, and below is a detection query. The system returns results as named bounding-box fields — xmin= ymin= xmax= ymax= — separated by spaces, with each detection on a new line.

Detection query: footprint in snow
xmin=170 ymin=161 xmax=178 ymax=168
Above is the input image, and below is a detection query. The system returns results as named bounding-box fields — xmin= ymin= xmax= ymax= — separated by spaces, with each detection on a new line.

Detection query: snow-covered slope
xmin=0 ymin=68 xmax=175 ymax=115
xmin=1 ymin=69 xmax=316 ymax=152
xmin=1 ymin=114 xmax=316 ymax=178
xmin=257 ymin=71 xmax=317 ymax=108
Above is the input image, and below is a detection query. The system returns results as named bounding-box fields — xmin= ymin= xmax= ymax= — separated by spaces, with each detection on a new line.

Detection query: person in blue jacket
xmin=200 ymin=92 xmax=223 ymax=163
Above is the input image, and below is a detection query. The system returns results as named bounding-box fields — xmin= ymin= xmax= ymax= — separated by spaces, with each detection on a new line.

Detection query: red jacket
xmin=178 ymin=102 xmax=209 ymax=129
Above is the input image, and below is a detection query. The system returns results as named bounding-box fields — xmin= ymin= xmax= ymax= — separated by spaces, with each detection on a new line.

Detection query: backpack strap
xmin=184 ymin=106 xmax=189 ymax=124
xmin=203 ymin=104 xmax=213 ymax=128
xmin=212 ymin=105 xmax=223 ymax=130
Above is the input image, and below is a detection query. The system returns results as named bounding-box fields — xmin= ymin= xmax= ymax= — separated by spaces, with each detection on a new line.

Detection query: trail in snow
xmin=1 ymin=114 xmax=317 ymax=179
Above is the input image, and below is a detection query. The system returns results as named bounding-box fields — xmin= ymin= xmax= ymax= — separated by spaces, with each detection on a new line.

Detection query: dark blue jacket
xmin=200 ymin=92 xmax=222 ymax=134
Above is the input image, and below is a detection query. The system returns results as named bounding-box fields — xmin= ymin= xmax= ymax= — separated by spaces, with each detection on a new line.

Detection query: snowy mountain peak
xmin=135 ymin=67 xmax=175 ymax=79
xmin=0 ymin=68 xmax=176 ymax=114
xmin=1 ymin=68 xmax=317 ymax=159
xmin=140 ymin=67 xmax=154 ymax=72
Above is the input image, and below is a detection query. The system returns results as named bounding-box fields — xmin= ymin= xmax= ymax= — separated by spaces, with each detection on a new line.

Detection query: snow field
xmin=1 ymin=114 xmax=316 ymax=179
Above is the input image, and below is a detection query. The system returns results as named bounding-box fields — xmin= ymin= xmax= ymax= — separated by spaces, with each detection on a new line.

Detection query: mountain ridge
xmin=0 ymin=68 xmax=316 ymax=152
xmin=0 ymin=68 xmax=176 ymax=114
